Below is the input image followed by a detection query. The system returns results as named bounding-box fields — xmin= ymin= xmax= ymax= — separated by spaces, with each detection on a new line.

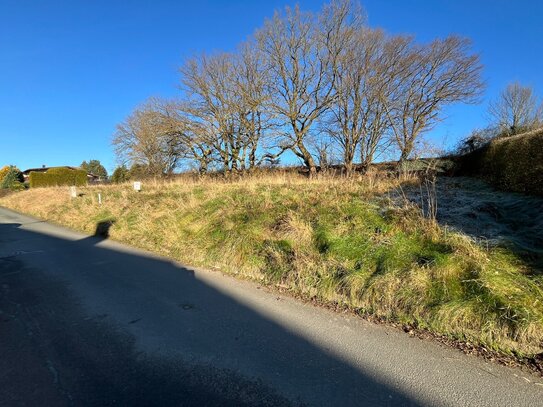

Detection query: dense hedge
xmin=457 ymin=129 xmax=543 ymax=196
xmin=29 ymin=167 xmax=88 ymax=188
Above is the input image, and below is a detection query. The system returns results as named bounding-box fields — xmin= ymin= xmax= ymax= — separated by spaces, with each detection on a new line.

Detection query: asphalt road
xmin=1 ymin=207 xmax=542 ymax=406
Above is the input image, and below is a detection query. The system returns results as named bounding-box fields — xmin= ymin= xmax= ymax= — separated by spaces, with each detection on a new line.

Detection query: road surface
xmin=1 ymin=207 xmax=542 ymax=406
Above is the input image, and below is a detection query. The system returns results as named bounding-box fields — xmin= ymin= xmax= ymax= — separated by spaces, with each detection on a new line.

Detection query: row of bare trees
xmin=113 ymin=0 xmax=484 ymax=177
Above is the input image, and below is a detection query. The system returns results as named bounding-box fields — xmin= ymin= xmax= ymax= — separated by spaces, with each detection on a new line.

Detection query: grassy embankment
xmin=1 ymin=173 xmax=542 ymax=358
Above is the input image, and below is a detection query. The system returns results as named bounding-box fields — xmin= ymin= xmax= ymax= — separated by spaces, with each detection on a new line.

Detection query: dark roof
xmin=22 ymin=166 xmax=80 ymax=175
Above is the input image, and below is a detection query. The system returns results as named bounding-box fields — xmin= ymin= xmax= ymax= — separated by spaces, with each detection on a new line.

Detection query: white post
xmin=98 ymin=193 xmax=102 ymax=205
xmin=70 ymin=186 xmax=77 ymax=198
xmin=133 ymin=181 xmax=141 ymax=192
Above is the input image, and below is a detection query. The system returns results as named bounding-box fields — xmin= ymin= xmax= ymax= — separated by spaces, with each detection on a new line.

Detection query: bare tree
xmin=233 ymin=41 xmax=282 ymax=169
xmin=180 ymin=52 xmax=237 ymax=173
xmin=256 ymin=0 xmax=359 ymax=176
xmin=179 ymin=42 xmax=274 ymax=174
xmin=112 ymin=98 xmax=184 ymax=176
xmin=164 ymin=102 xmax=215 ymax=174
xmin=308 ymin=133 xmax=338 ymax=172
xmin=489 ymin=82 xmax=543 ymax=136
xmin=385 ymin=36 xmax=484 ymax=164
xmin=327 ymin=27 xmax=397 ymax=175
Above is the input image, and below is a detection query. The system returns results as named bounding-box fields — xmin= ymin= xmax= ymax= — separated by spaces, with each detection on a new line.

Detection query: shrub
xmin=455 ymin=127 xmax=495 ymax=155
xmin=9 ymin=181 xmax=26 ymax=191
xmin=29 ymin=167 xmax=88 ymax=188
xmin=0 ymin=166 xmax=24 ymax=189
xmin=0 ymin=166 xmax=10 ymax=183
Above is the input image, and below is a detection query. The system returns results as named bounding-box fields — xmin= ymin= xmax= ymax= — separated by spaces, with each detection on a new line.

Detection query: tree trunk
xmin=398 ymin=148 xmax=411 ymax=176
xmin=249 ymin=146 xmax=257 ymax=169
xmin=359 ymin=150 xmax=374 ymax=175
xmin=199 ymin=160 xmax=208 ymax=175
xmin=296 ymin=141 xmax=317 ymax=177
xmin=344 ymin=161 xmax=353 ymax=177
xmin=399 ymin=137 xmax=415 ymax=164
xmin=344 ymin=148 xmax=356 ymax=177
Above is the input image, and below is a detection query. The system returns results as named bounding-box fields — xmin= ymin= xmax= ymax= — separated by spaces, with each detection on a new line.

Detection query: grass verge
xmin=1 ymin=174 xmax=542 ymax=360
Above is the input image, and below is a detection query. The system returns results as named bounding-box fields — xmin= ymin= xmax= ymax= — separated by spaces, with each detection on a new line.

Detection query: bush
xmin=29 ymin=167 xmax=88 ymax=188
xmin=455 ymin=127 xmax=495 ymax=155
xmin=9 ymin=181 xmax=26 ymax=191
xmin=0 ymin=166 xmax=10 ymax=183
xmin=457 ymin=128 xmax=543 ymax=196
xmin=0 ymin=166 xmax=24 ymax=189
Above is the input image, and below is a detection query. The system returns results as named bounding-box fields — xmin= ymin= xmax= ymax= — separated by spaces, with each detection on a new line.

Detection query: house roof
xmin=22 ymin=166 xmax=80 ymax=174
xmin=22 ymin=166 xmax=99 ymax=179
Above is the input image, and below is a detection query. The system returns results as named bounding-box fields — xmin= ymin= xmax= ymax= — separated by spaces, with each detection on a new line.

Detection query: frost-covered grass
xmin=2 ymin=173 xmax=542 ymax=357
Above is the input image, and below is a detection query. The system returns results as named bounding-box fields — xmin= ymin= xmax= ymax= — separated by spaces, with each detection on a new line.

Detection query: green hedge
xmin=29 ymin=167 xmax=88 ymax=188
xmin=457 ymin=129 xmax=543 ymax=196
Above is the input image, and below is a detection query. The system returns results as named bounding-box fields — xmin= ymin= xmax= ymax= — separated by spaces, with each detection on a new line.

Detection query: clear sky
xmin=1 ymin=0 xmax=542 ymax=173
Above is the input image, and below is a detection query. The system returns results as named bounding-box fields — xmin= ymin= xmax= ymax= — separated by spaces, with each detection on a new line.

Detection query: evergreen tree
xmin=80 ymin=159 xmax=108 ymax=180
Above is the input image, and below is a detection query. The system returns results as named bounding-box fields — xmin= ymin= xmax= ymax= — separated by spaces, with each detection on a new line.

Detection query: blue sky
xmin=1 ymin=0 xmax=542 ymax=173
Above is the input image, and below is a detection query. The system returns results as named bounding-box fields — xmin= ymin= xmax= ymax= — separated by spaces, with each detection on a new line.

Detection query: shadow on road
xmin=93 ymin=219 xmax=116 ymax=239
xmin=0 ymin=221 xmax=422 ymax=406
